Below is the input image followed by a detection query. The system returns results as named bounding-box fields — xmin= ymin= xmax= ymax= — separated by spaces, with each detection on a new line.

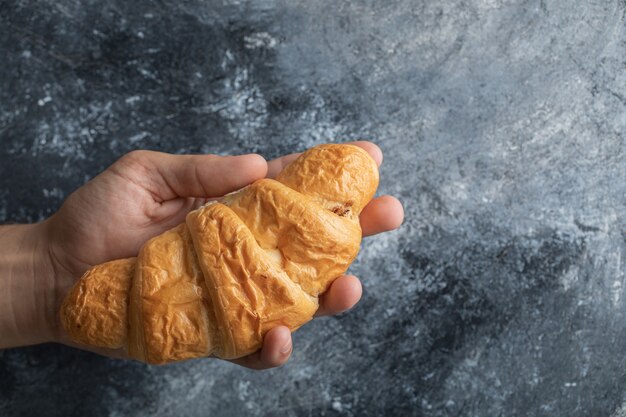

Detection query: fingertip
xmin=233 ymin=153 xmax=269 ymax=180
xmin=379 ymin=195 xmax=404 ymax=229
xmin=349 ymin=141 xmax=383 ymax=166
xmin=331 ymin=275 xmax=363 ymax=312
xmin=260 ymin=326 xmax=292 ymax=367
xmin=361 ymin=195 xmax=404 ymax=236
xmin=316 ymin=275 xmax=363 ymax=317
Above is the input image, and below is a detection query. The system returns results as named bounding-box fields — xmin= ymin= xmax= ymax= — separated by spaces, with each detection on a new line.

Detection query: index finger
xmin=266 ymin=141 xmax=383 ymax=179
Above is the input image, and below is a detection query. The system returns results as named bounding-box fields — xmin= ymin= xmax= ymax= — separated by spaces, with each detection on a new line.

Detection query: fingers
xmin=230 ymin=326 xmax=292 ymax=370
xmin=360 ymin=195 xmax=404 ymax=237
xmin=315 ymin=275 xmax=362 ymax=317
xmin=113 ymin=150 xmax=268 ymax=201
xmin=266 ymin=140 xmax=383 ymax=179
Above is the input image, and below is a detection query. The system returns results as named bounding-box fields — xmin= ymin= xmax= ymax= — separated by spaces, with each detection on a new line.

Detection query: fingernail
xmin=280 ymin=340 xmax=292 ymax=355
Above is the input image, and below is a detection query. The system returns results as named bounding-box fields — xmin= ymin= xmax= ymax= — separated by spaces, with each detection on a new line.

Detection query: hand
xmin=3 ymin=141 xmax=403 ymax=368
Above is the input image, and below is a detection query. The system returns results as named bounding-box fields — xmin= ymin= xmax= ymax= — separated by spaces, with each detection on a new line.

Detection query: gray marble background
xmin=1 ymin=0 xmax=625 ymax=416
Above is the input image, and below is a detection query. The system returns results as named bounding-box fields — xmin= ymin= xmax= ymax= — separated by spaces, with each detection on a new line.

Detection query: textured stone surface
xmin=1 ymin=0 xmax=625 ymax=415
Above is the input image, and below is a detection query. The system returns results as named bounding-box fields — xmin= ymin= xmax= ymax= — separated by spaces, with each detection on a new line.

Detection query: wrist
xmin=0 ymin=221 xmax=58 ymax=347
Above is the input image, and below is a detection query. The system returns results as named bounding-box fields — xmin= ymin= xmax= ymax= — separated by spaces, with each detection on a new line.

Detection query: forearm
xmin=0 ymin=222 xmax=57 ymax=348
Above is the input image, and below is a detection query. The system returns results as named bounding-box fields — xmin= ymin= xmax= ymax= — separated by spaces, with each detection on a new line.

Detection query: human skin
xmin=0 ymin=141 xmax=404 ymax=369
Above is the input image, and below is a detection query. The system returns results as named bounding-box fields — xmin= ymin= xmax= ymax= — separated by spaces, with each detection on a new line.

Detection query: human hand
xmin=33 ymin=141 xmax=403 ymax=368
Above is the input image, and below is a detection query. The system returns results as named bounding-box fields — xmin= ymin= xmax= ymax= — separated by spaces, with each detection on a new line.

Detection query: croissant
xmin=60 ymin=144 xmax=379 ymax=364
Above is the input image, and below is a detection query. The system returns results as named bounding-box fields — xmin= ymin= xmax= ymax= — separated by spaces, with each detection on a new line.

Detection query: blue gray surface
xmin=1 ymin=0 xmax=626 ymax=416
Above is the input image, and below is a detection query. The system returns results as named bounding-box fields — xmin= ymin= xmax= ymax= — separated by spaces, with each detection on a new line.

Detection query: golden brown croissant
xmin=60 ymin=144 xmax=379 ymax=364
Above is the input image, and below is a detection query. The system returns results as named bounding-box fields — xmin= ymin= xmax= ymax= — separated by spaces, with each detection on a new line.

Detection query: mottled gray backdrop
xmin=1 ymin=0 xmax=625 ymax=416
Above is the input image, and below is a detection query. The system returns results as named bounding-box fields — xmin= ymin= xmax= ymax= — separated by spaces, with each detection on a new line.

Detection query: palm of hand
xmin=49 ymin=157 xmax=205 ymax=277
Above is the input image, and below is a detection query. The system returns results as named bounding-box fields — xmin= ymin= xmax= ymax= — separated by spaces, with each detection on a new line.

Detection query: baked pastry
xmin=60 ymin=144 xmax=379 ymax=364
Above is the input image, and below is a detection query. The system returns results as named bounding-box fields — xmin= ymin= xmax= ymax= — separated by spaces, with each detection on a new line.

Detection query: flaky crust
xmin=61 ymin=258 xmax=135 ymax=349
xmin=60 ymin=144 xmax=379 ymax=364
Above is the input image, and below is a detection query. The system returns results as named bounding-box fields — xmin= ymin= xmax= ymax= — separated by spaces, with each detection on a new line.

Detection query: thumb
xmin=113 ymin=150 xmax=268 ymax=201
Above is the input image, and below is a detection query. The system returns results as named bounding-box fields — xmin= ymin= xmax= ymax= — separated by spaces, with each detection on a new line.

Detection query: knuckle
xmin=116 ymin=150 xmax=151 ymax=171
xmin=109 ymin=150 xmax=156 ymax=182
xmin=121 ymin=149 xmax=149 ymax=164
